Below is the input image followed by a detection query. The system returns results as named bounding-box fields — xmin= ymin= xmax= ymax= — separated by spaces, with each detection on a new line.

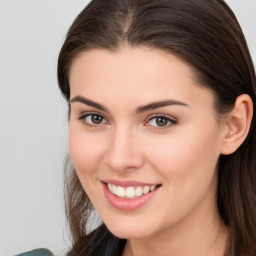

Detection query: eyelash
xmin=145 ymin=115 xmax=177 ymax=128
xmin=78 ymin=112 xmax=177 ymax=129
xmin=78 ymin=112 xmax=108 ymax=128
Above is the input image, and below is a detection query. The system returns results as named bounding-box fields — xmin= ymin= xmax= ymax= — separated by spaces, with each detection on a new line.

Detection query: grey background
xmin=0 ymin=0 xmax=255 ymax=255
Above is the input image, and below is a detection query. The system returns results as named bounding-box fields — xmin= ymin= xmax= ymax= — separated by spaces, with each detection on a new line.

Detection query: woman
xmin=56 ymin=0 xmax=256 ymax=256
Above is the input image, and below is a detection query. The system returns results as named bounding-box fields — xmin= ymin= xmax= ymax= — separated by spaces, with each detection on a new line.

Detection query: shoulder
xmin=15 ymin=249 xmax=54 ymax=256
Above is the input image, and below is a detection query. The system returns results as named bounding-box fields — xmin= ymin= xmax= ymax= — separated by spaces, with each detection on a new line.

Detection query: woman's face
xmin=68 ymin=47 xmax=227 ymax=239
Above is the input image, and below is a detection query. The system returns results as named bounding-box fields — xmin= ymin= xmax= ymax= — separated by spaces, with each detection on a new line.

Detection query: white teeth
xmin=126 ymin=187 xmax=135 ymax=198
xmin=135 ymin=186 xmax=143 ymax=197
xmin=143 ymin=186 xmax=150 ymax=194
xmin=116 ymin=186 xmax=125 ymax=197
xmin=150 ymin=185 xmax=156 ymax=191
xmin=112 ymin=184 xmax=117 ymax=195
xmin=107 ymin=183 xmax=158 ymax=198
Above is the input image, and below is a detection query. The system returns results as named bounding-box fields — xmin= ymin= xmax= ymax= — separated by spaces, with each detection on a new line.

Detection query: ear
xmin=221 ymin=94 xmax=253 ymax=155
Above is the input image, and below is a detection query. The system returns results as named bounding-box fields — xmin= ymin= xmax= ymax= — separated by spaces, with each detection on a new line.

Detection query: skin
xmin=68 ymin=47 xmax=244 ymax=256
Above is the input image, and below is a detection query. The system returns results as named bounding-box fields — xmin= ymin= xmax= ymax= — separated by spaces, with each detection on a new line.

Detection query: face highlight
xmin=68 ymin=47 xmax=226 ymax=240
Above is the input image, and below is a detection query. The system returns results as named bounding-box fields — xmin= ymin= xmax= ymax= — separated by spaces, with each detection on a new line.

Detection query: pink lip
xmin=102 ymin=179 xmax=158 ymax=187
xmin=102 ymin=182 xmax=160 ymax=211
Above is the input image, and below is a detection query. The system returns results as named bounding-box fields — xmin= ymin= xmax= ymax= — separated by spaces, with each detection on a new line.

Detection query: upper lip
xmin=101 ymin=179 xmax=160 ymax=187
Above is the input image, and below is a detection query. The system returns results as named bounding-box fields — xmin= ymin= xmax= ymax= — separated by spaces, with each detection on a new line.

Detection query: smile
xmin=107 ymin=183 xmax=157 ymax=198
xmin=102 ymin=180 xmax=161 ymax=210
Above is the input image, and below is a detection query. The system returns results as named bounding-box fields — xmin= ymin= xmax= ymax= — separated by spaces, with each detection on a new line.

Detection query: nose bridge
xmin=105 ymin=123 xmax=143 ymax=172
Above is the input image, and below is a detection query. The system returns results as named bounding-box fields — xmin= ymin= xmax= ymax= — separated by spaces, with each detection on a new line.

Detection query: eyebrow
xmin=70 ymin=95 xmax=188 ymax=113
xmin=136 ymin=99 xmax=188 ymax=114
xmin=70 ymin=95 xmax=108 ymax=112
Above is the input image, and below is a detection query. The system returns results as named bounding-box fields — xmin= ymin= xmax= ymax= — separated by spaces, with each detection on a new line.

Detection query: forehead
xmin=69 ymin=47 xmax=197 ymax=81
xmin=69 ymin=47 xmax=214 ymax=110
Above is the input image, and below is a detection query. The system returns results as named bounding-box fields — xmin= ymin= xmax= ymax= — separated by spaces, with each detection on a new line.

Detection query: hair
xmin=57 ymin=0 xmax=256 ymax=255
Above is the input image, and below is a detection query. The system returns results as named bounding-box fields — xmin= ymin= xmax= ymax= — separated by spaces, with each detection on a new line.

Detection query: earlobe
xmin=221 ymin=94 xmax=253 ymax=155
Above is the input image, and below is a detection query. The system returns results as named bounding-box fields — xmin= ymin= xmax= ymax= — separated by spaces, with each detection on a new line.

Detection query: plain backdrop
xmin=0 ymin=0 xmax=255 ymax=255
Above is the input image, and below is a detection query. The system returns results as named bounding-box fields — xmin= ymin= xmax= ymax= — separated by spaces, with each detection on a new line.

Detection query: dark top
xmin=15 ymin=248 xmax=54 ymax=256
xmin=67 ymin=224 xmax=126 ymax=256
xmin=15 ymin=225 xmax=125 ymax=256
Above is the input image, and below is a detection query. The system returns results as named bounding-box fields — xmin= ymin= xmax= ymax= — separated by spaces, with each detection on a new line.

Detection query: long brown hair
xmin=58 ymin=0 xmax=256 ymax=255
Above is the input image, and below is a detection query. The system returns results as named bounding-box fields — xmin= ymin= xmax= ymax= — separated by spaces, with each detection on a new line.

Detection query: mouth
xmin=101 ymin=180 xmax=161 ymax=210
xmin=105 ymin=182 xmax=160 ymax=199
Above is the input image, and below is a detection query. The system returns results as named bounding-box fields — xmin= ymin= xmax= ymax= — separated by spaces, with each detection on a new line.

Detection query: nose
xmin=104 ymin=126 xmax=144 ymax=173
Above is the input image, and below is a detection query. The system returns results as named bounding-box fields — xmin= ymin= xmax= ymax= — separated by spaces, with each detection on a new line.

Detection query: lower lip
xmin=102 ymin=183 xmax=160 ymax=211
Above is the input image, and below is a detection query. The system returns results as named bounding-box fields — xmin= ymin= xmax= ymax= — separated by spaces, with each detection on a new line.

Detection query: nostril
xmin=105 ymin=154 xmax=144 ymax=172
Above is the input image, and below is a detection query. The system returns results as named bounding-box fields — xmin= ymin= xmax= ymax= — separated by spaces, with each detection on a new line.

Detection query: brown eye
xmin=80 ymin=114 xmax=107 ymax=126
xmin=90 ymin=114 xmax=103 ymax=124
xmin=148 ymin=116 xmax=176 ymax=127
xmin=156 ymin=117 xmax=169 ymax=126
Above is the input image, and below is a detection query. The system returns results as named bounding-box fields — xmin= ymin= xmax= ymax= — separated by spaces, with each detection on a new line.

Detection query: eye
xmin=79 ymin=113 xmax=107 ymax=126
xmin=146 ymin=116 xmax=177 ymax=127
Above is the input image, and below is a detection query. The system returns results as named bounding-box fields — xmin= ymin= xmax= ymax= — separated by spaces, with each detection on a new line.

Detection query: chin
xmin=104 ymin=219 xmax=156 ymax=239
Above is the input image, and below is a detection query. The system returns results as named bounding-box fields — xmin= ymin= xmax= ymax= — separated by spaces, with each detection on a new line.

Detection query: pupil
xmin=156 ymin=117 xmax=167 ymax=126
xmin=92 ymin=115 xmax=102 ymax=124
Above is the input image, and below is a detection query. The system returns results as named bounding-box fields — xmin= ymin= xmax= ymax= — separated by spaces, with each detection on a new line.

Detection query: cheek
xmin=68 ymin=124 xmax=104 ymax=177
xmin=145 ymin=121 xmax=221 ymax=184
xmin=68 ymin=124 xmax=109 ymax=205
xmin=141 ymin=123 xmax=221 ymax=225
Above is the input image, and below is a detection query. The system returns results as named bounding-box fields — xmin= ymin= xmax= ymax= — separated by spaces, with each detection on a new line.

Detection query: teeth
xmin=107 ymin=183 xmax=157 ymax=199
xmin=112 ymin=184 xmax=117 ymax=195
xmin=116 ymin=186 xmax=125 ymax=197
xmin=135 ymin=186 xmax=143 ymax=197
xmin=150 ymin=185 xmax=156 ymax=191
xmin=126 ymin=187 xmax=135 ymax=198
xmin=107 ymin=183 xmax=112 ymax=191
xmin=143 ymin=186 xmax=150 ymax=194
